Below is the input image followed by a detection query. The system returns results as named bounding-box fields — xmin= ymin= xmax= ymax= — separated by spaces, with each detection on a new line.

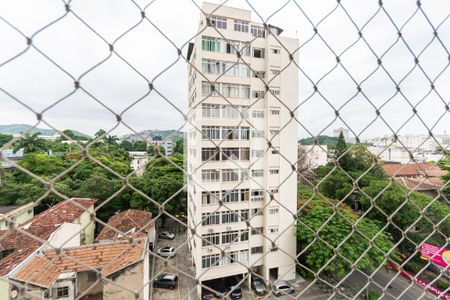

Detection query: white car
xmin=157 ymin=246 xmax=176 ymax=258
xmin=159 ymin=231 xmax=175 ymax=240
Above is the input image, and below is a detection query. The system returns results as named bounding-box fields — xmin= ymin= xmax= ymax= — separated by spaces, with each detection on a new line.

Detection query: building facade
xmin=186 ymin=2 xmax=299 ymax=288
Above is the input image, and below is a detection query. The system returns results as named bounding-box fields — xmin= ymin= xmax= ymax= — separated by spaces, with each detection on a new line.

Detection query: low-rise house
xmin=10 ymin=240 xmax=149 ymax=300
xmin=0 ymin=202 xmax=34 ymax=230
xmin=96 ymin=209 xmax=155 ymax=250
xmin=0 ymin=198 xmax=96 ymax=298
xmin=129 ymin=151 xmax=149 ymax=176
xmin=0 ymin=148 xmax=24 ymax=172
xmin=383 ymin=162 xmax=446 ymax=198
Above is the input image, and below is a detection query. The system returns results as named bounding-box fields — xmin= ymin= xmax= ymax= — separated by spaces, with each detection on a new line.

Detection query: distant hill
xmin=121 ymin=130 xmax=185 ymax=142
xmin=0 ymin=124 xmax=89 ymax=138
xmin=299 ymin=135 xmax=343 ymax=148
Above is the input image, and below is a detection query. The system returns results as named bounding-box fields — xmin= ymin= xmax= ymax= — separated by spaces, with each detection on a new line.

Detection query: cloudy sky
xmin=0 ymin=0 xmax=448 ymax=139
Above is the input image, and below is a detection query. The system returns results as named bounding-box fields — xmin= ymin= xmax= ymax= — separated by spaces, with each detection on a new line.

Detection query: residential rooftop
xmin=11 ymin=239 xmax=145 ymax=288
xmin=96 ymin=209 xmax=153 ymax=241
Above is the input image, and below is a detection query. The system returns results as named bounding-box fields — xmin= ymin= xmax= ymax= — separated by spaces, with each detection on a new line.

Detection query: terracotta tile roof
xmin=395 ymin=177 xmax=444 ymax=191
xmin=20 ymin=198 xmax=97 ymax=230
xmin=0 ymin=198 xmax=96 ymax=277
xmin=383 ymin=162 xmax=446 ymax=178
xmin=96 ymin=209 xmax=153 ymax=241
xmin=11 ymin=240 xmax=145 ymax=288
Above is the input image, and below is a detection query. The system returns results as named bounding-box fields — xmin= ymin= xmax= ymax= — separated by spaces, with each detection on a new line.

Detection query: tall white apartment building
xmin=186 ymin=2 xmax=299 ymax=288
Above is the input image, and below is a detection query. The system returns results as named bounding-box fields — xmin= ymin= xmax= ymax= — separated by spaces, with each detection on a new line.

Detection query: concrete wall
xmin=77 ymin=206 xmax=95 ymax=245
xmin=103 ymin=262 xmax=143 ymax=300
xmin=77 ymin=271 xmax=103 ymax=297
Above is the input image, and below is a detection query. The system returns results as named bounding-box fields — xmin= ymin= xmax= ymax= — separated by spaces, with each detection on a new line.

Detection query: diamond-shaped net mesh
xmin=0 ymin=0 xmax=449 ymax=299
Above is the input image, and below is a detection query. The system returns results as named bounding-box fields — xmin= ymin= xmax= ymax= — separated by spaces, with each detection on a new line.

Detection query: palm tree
xmin=13 ymin=132 xmax=47 ymax=154
xmin=104 ymin=135 xmax=119 ymax=145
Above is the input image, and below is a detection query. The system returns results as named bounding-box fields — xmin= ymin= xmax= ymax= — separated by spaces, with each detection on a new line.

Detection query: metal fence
xmin=0 ymin=0 xmax=449 ymax=299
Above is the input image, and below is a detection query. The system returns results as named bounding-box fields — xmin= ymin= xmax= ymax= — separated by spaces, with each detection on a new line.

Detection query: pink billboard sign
xmin=420 ymin=243 xmax=450 ymax=268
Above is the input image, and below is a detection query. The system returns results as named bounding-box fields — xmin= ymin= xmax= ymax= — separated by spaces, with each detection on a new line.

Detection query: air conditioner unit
xmin=208 ymin=247 xmax=214 ymax=253
xmin=207 ymin=228 xmax=214 ymax=233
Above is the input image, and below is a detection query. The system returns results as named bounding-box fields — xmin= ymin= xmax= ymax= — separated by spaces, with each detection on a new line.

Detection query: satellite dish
xmin=10 ymin=290 xmax=18 ymax=298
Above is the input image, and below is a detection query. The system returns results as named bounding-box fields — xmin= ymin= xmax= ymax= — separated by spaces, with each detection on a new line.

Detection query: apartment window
xmin=240 ymin=209 xmax=249 ymax=221
xmin=269 ymin=207 xmax=279 ymax=214
xmin=240 ymin=64 xmax=250 ymax=77
xmin=202 ymin=169 xmax=220 ymax=183
xmin=241 ymin=189 xmax=249 ymax=201
xmin=210 ymin=15 xmax=227 ymax=29
xmin=202 ymin=191 xmax=220 ymax=205
xmin=251 ymin=169 xmax=264 ymax=177
xmin=239 ymin=250 xmax=249 ymax=262
xmin=222 ymin=190 xmax=239 ymax=203
xmin=251 ymin=150 xmax=264 ymax=158
xmin=252 ymin=48 xmax=265 ymax=58
xmin=202 ymin=233 xmax=220 ymax=247
xmin=269 ymin=169 xmax=279 ymax=174
xmin=230 ymin=84 xmax=239 ymax=98
xmin=202 ymin=126 xmax=221 ymax=140
xmin=202 ymin=148 xmax=220 ymax=162
xmin=202 ymin=103 xmax=221 ymax=118
xmin=251 ymin=246 xmax=263 ymax=254
xmin=252 ymin=130 xmax=265 ymax=138
xmin=270 ymin=129 xmax=280 ymax=136
xmin=240 ymin=85 xmax=250 ymax=99
xmin=251 ymin=227 xmax=263 ymax=235
xmin=270 ymin=108 xmax=280 ymax=115
xmin=240 ymin=148 xmax=250 ymax=160
xmin=270 ymin=188 xmax=279 ymax=194
xmin=202 ymin=254 xmax=220 ymax=268
xmin=240 ymin=229 xmax=249 ymax=242
xmin=270 ymin=88 xmax=280 ymax=96
xmin=201 ymin=81 xmax=219 ymax=96
xmin=269 ymin=226 xmax=279 ymax=234
xmin=222 ymin=169 xmax=240 ymax=182
xmin=271 ymin=68 xmax=281 ymax=75
xmin=202 ymin=59 xmax=221 ymax=74
xmin=222 ymin=211 xmax=240 ymax=224
xmin=252 ymin=90 xmax=265 ymax=98
xmin=222 ymin=126 xmax=239 ymax=140
xmin=251 ymin=208 xmax=263 ymax=216
xmin=253 ymin=71 xmax=265 ymax=78
xmin=252 ymin=110 xmax=265 ymax=118
xmin=251 ymin=25 xmax=265 ymax=37
xmin=241 ymin=127 xmax=250 ymax=140
xmin=222 ymin=105 xmax=239 ymax=118
xmin=241 ymin=169 xmax=249 ymax=181
xmin=234 ymin=20 xmax=249 ymax=32
xmin=222 ymin=148 xmax=240 ymax=160
xmin=251 ymin=189 xmax=263 ymax=197
xmin=202 ymin=36 xmax=220 ymax=52
xmin=222 ymin=230 xmax=239 ymax=244
xmin=56 ymin=287 xmax=69 ymax=298
xmin=202 ymin=212 xmax=220 ymax=225
xmin=271 ymin=48 xmax=281 ymax=54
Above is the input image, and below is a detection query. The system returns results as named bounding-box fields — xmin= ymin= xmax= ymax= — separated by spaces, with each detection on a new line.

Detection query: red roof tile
xmin=96 ymin=209 xmax=153 ymax=241
xmin=383 ymin=162 xmax=446 ymax=178
xmin=395 ymin=177 xmax=444 ymax=191
xmin=0 ymin=198 xmax=96 ymax=276
xmin=11 ymin=240 xmax=145 ymax=288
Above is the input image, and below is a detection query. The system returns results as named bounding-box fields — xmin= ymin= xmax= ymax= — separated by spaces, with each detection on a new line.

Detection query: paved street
xmin=151 ymin=231 xmax=197 ymax=300
xmin=344 ymin=269 xmax=435 ymax=300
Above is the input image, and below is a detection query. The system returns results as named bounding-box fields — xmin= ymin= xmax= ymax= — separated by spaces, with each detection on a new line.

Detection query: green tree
xmin=0 ymin=134 xmax=13 ymax=148
xmin=61 ymin=129 xmax=76 ymax=140
xmin=13 ymin=133 xmax=47 ymax=154
xmin=120 ymin=140 xmax=133 ymax=151
xmin=133 ymin=141 xmax=147 ymax=151
xmin=173 ymin=139 xmax=184 ymax=155
xmin=297 ymin=187 xmax=396 ymax=278
xmin=16 ymin=153 xmax=65 ymax=181
xmin=334 ymin=131 xmax=352 ymax=171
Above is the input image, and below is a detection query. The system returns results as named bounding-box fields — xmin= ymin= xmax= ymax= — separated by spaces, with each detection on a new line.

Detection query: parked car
xmin=205 ymin=279 xmax=227 ymax=298
xmin=225 ymin=276 xmax=242 ymax=299
xmin=153 ymin=273 xmax=178 ymax=289
xmin=251 ymin=276 xmax=267 ymax=296
xmin=272 ymin=280 xmax=294 ymax=297
xmin=201 ymin=287 xmax=214 ymax=300
xmin=157 ymin=246 xmax=176 ymax=258
xmin=159 ymin=231 xmax=175 ymax=240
